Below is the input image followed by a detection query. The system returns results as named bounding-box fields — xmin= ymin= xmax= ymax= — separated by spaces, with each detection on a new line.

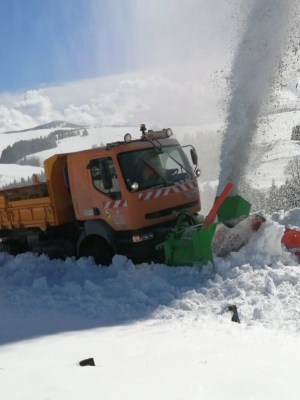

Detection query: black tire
xmin=0 ymin=239 xmax=28 ymax=255
xmin=79 ymin=236 xmax=114 ymax=266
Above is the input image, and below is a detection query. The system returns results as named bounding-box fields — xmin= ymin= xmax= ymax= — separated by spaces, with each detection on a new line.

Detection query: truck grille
xmin=145 ymin=201 xmax=198 ymax=219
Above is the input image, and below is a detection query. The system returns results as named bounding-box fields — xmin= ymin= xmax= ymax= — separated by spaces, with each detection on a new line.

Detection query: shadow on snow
xmin=0 ymin=252 xmax=214 ymax=346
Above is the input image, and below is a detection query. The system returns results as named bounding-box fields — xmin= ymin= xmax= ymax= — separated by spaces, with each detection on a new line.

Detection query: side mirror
xmin=99 ymin=160 xmax=113 ymax=190
xmin=190 ymin=148 xmax=198 ymax=166
xmin=86 ymin=159 xmax=98 ymax=169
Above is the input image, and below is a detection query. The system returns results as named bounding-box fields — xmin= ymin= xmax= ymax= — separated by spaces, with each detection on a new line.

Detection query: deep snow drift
xmin=2 ymin=117 xmax=300 ymax=398
xmin=2 ymin=209 xmax=300 ymax=399
xmin=1 ymin=209 xmax=299 ymax=334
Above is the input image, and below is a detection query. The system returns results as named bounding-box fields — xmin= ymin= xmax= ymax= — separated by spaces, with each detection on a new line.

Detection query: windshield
xmin=118 ymin=146 xmax=194 ymax=191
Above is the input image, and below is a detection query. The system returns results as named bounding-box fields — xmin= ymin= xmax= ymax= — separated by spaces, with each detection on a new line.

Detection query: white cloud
xmin=0 ymin=0 xmax=242 ymax=131
xmin=63 ymin=74 xmax=220 ymax=127
xmin=0 ymin=105 xmax=35 ymax=132
xmin=0 ymin=90 xmax=64 ymax=131
xmin=0 ymin=72 xmax=299 ymax=133
xmin=15 ymin=90 xmax=62 ymax=124
xmin=0 ymin=0 xmax=298 ymax=132
xmin=0 ymin=0 xmax=242 ymax=132
xmin=0 ymin=72 xmax=225 ymax=131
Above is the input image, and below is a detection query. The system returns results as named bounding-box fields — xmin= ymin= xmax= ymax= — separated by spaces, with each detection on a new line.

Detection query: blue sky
xmin=0 ymin=0 xmax=238 ymax=93
xmin=0 ymin=1 xmax=251 ymax=130
xmin=0 ymin=0 xmax=134 ymax=92
xmin=0 ymin=0 xmax=295 ymax=131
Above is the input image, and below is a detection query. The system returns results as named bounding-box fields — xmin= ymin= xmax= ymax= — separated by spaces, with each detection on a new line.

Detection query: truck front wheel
xmin=79 ymin=235 xmax=114 ymax=266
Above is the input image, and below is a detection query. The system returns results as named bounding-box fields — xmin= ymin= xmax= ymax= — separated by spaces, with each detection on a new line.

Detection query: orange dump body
xmin=0 ymin=154 xmax=75 ymax=231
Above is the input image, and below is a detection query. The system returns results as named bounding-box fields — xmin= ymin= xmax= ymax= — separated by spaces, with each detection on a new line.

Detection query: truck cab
xmin=67 ymin=127 xmax=201 ymax=263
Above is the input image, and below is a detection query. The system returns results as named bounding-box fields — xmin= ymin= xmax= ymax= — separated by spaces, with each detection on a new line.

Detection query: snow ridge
xmin=1 ymin=213 xmax=300 ymax=333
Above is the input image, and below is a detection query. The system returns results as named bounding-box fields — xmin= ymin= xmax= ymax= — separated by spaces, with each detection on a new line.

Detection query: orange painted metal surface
xmin=0 ymin=154 xmax=76 ymax=230
xmin=0 ymin=138 xmax=201 ymax=233
xmin=44 ymin=154 xmax=76 ymax=225
xmin=67 ymin=138 xmax=201 ymax=231
xmin=204 ymin=182 xmax=233 ymax=228
xmin=282 ymin=228 xmax=300 ymax=258
xmin=0 ymin=185 xmax=53 ymax=230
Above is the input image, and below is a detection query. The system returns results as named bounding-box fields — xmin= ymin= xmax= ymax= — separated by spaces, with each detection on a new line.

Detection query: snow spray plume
xmin=218 ymin=0 xmax=296 ymax=196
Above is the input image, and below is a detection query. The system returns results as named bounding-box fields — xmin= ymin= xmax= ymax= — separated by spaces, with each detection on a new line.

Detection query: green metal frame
xmin=156 ymin=213 xmax=217 ymax=267
xmin=216 ymin=195 xmax=251 ymax=222
xmin=156 ymin=184 xmax=252 ymax=267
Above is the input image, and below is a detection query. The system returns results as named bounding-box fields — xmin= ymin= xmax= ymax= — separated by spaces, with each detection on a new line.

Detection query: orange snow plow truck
xmin=0 ymin=125 xmax=202 ymax=264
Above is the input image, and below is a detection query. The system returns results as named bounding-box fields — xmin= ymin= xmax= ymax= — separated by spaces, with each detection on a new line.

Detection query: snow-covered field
xmin=2 ymin=0 xmax=300 ymax=395
xmin=2 ymin=111 xmax=300 ymax=399
xmin=2 ymin=211 xmax=300 ymax=399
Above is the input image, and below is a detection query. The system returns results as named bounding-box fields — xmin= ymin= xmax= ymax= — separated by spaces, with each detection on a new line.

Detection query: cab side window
xmin=90 ymin=157 xmax=121 ymax=200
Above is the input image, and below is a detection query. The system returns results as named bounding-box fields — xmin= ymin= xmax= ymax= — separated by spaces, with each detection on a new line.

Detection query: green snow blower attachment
xmin=156 ymin=212 xmax=217 ymax=267
xmin=216 ymin=194 xmax=251 ymax=223
xmin=156 ymin=183 xmax=251 ymax=267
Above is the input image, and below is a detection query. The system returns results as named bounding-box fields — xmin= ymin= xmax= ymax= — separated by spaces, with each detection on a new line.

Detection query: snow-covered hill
xmin=5 ymin=120 xmax=85 ymax=133
xmin=247 ymin=110 xmax=300 ymax=190
xmin=1 ymin=111 xmax=300 ymax=192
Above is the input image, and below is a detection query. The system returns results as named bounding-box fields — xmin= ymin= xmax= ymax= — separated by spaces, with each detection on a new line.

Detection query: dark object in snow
xmin=79 ymin=358 xmax=95 ymax=367
xmin=228 ymin=304 xmax=240 ymax=323
xmin=291 ymin=125 xmax=300 ymax=140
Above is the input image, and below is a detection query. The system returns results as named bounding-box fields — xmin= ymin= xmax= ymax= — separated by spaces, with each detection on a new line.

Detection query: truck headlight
xmin=131 ymin=182 xmax=139 ymax=191
xmin=166 ymin=128 xmax=173 ymax=137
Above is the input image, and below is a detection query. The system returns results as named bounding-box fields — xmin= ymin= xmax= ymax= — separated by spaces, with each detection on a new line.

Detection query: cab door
xmin=87 ymin=157 xmax=129 ymax=229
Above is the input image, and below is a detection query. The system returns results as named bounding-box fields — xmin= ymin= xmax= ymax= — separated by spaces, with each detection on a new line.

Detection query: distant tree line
xmin=291 ymin=125 xmax=300 ymax=140
xmin=241 ymin=156 xmax=300 ymax=214
xmin=49 ymin=129 xmax=81 ymax=141
xmin=0 ymin=128 xmax=89 ymax=165
xmin=0 ymin=136 xmax=57 ymax=164
xmin=49 ymin=128 xmax=89 ymax=140
xmin=18 ymin=155 xmax=41 ymax=167
xmin=265 ymin=156 xmax=300 ymax=213
xmin=0 ymin=171 xmax=46 ymax=190
xmin=81 ymin=128 xmax=89 ymax=137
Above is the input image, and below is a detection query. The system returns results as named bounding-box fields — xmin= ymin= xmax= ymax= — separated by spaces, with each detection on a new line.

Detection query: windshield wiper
xmin=166 ymin=155 xmax=193 ymax=179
